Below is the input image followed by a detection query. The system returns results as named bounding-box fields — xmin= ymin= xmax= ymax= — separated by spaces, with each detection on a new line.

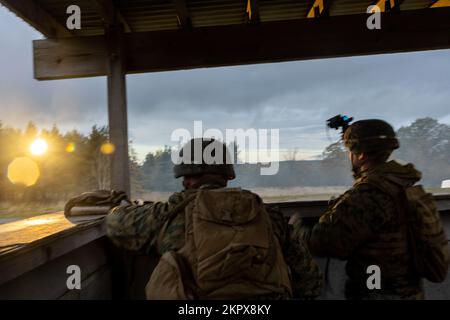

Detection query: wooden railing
xmin=0 ymin=195 xmax=449 ymax=299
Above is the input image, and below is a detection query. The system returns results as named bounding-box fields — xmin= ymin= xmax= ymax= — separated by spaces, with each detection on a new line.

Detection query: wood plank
xmin=126 ymin=7 xmax=450 ymax=74
xmin=106 ymin=26 xmax=131 ymax=197
xmin=58 ymin=264 xmax=112 ymax=300
xmin=33 ymin=7 xmax=450 ymax=80
xmin=431 ymin=0 xmax=450 ymax=8
xmin=33 ymin=36 xmax=107 ymax=79
xmin=0 ymin=238 xmax=110 ymax=299
xmin=0 ymin=212 xmax=105 ymax=286
xmin=0 ymin=0 xmax=72 ymax=38
xmin=0 ymin=212 xmax=104 ymax=252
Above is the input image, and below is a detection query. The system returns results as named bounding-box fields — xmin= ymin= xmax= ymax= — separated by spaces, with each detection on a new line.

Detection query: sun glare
xmin=30 ymin=138 xmax=48 ymax=156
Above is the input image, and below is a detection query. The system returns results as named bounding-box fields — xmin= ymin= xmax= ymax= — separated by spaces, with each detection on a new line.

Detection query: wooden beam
xmin=431 ymin=0 xmax=450 ymax=8
xmin=106 ymin=26 xmax=130 ymax=197
xmin=93 ymin=0 xmax=132 ymax=32
xmin=0 ymin=0 xmax=72 ymax=38
xmin=33 ymin=36 xmax=107 ymax=80
xmin=246 ymin=0 xmax=260 ymax=23
xmin=33 ymin=7 xmax=450 ymax=80
xmin=174 ymin=0 xmax=192 ymax=29
xmin=106 ymin=29 xmax=131 ymax=197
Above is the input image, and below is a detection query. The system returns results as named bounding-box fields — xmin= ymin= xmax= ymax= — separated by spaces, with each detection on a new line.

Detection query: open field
xmin=0 ymin=201 xmax=66 ymax=223
xmin=1 ymin=187 xmax=449 ymax=224
xmin=136 ymin=187 xmax=450 ymax=203
xmin=133 ymin=186 xmax=350 ymax=203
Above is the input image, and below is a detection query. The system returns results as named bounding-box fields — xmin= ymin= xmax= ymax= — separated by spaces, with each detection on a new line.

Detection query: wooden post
xmin=106 ymin=25 xmax=130 ymax=197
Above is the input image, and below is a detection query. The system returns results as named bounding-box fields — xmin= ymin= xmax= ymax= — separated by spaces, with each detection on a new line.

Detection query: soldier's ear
xmin=357 ymin=153 xmax=368 ymax=161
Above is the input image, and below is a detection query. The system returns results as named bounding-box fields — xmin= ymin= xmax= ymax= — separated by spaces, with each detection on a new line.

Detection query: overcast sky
xmin=1 ymin=6 xmax=449 ymax=162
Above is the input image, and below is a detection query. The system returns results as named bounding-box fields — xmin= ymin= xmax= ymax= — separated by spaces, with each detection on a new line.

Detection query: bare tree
xmin=283 ymin=148 xmax=300 ymax=161
xmin=91 ymin=147 xmax=110 ymax=190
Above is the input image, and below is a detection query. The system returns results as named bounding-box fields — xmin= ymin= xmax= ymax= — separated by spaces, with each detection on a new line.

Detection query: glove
xmin=64 ymin=190 xmax=129 ymax=217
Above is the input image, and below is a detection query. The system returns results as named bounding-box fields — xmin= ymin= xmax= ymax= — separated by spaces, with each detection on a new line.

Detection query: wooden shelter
xmin=0 ymin=0 xmax=450 ymax=299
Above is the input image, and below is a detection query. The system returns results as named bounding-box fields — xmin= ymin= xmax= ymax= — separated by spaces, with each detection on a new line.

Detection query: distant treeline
xmin=0 ymin=117 xmax=449 ymax=204
xmin=0 ymin=123 xmax=142 ymax=203
xmin=140 ymin=118 xmax=450 ymax=192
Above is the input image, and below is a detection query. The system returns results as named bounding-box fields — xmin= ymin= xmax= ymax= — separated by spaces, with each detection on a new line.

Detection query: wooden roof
xmin=1 ymin=1 xmax=449 ymax=79
xmin=0 ymin=0 xmax=448 ymax=38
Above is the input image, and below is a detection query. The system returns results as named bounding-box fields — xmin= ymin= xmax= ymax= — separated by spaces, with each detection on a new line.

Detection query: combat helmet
xmin=173 ymin=138 xmax=236 ymax=179
xmin=343 ymin=119 xmax=399 ymax=153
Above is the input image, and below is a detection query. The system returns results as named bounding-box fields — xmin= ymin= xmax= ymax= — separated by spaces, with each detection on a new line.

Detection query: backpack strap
xmin=156 ymin=193 xmax=197 ymax=255
xmin=171 ymin=251 xmax=205 ymax=300
xmin=155 ymin=193 xmax=207 ymax=299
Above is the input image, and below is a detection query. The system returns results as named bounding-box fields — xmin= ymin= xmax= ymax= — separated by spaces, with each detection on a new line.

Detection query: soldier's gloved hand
xmin=64 ymin=190 xmax=129 ymax=217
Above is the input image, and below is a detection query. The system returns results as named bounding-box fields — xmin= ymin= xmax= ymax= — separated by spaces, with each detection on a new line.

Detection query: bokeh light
xmin=30 ymin=138 xmax=48 ymax=156
xmin=100 ymin=142 xmax=115 ymax=155
xmin=66 ymin=142 xmax=76 ymax=153
xmin=7 ymin=157 xmax=41 ymax=187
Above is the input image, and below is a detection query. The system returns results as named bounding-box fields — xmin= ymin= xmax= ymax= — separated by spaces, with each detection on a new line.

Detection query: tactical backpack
xmin=145 ymin=188 xmax=293 ymax=300
xmin=358 ymin=176 xmax=450 ymax=283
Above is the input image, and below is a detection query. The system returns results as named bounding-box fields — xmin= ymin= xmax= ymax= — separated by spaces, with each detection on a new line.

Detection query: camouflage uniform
xmin=106 ymin=183 xmax=323 ymax=299
xmin=293 ymin=160 xmax=424 ymax=300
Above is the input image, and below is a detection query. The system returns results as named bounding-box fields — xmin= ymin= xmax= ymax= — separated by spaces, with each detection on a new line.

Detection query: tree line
xmin=0 ymin=117 xmax=449 ymax=205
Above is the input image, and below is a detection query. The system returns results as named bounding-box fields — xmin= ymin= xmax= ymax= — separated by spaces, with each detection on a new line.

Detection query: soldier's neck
xmin=360 ymin=161 xmax=385 ymax=176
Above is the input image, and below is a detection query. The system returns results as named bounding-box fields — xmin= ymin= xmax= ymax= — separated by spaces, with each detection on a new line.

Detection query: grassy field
xmin=1 ymin=187 xmax=449 ymax=223
xmin=137 ymin=187 xmax=450 ymax=203
xmin=134 ymin=186 xmax=349 ymax=203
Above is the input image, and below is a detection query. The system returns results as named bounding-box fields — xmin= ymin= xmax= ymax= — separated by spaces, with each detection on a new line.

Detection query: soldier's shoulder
xmin=212 ymin=187 xmax=265 ymax=204
xmin=168 ymin=191 xmax=189 ymax=205
xmin=332 ymin=182 xmax=396 ymax=217
xmin=347 ymin=181 xmax=392 ymax=201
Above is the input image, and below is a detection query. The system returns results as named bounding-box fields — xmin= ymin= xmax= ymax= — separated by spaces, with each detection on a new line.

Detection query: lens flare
xmin=30 ymin=138 xmax=48 ymax=156
xmin=100 ymin=142 xmax=115 ymax=155
xmin=66 ymin=142 xmax=76 ymax=153
xmin=7 ymin=157 xmax=40 ymax=187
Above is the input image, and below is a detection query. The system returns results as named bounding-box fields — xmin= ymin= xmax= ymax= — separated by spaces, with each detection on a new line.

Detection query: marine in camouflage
xmin=106 ymin=138 xmax=322 ymax=299
xmin=106 ymin=183 xmax=323 ymax=299
xmin=293 ymin=119 xmax=427 ymax=300
xmin=294 ymin=160 xmax=425 ymax=299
